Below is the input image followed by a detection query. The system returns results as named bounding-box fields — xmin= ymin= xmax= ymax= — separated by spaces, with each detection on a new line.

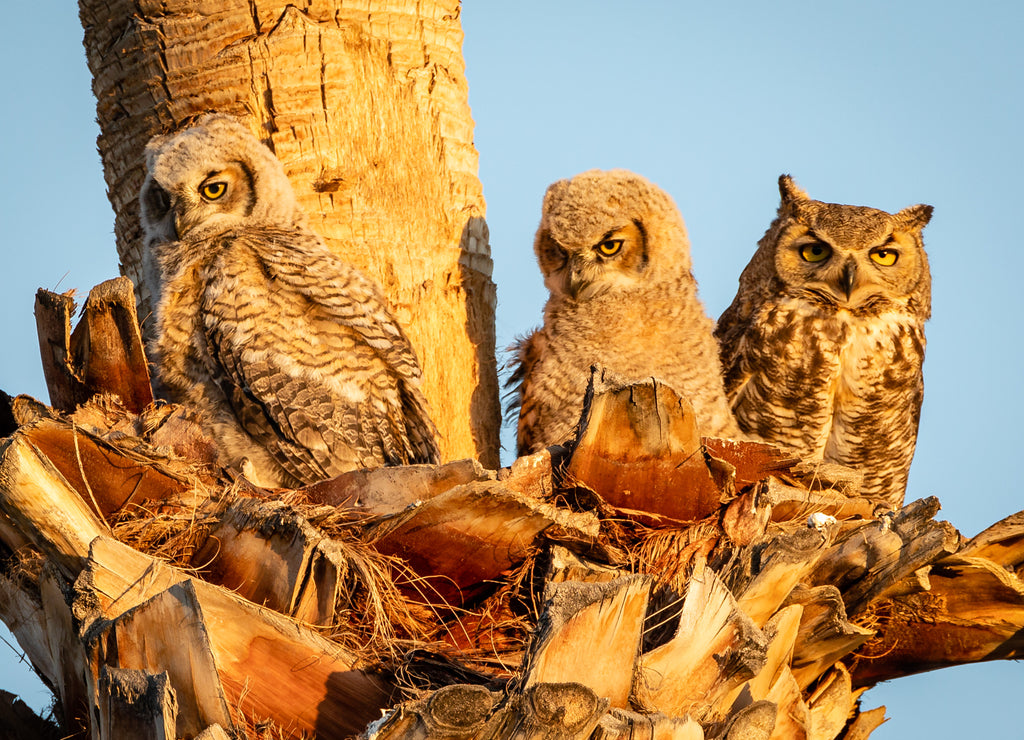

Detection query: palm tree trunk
xmin=78 ymin=0 xmax=499 ymax=467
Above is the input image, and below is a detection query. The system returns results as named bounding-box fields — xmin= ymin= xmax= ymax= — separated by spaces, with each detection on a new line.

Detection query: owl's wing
xmin=504 ymin=330 xmax=548 ymax=456
xmin=714 ymin=294 xmax=747 ymax=366
xmin=263 ymin=234 xmax=430 ymax=383
xmin=713 ymin=294 xmax=757 ymax=401
xmin=204 ymin=230 xmax=440 ymax=484
xmin=503 ymin=336 xmax=530 ymax=423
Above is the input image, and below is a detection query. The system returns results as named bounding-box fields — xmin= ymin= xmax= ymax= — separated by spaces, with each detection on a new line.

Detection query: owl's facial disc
xmin=789 ymin=231 xmax=911 ymax=309
xmin=143 ymin=182 xmax=171 ymax=219
xmin=173 ymin=162 xmax=255 ymax=238
xmin=140 ymin=181 xmax=178 ymax=242
xmin=561 ymin=221 xmax=646 ymax=300
xmin=565 ymin=258 xmax=596 ymax=300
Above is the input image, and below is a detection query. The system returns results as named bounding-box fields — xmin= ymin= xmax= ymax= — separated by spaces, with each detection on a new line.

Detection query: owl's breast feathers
xmin=510 ymin=277 xmax=737 ymax=455
xmin=719 ymin=296 xmax=925 ymax=481
xmin=156 ymin=227 xmax=439 ymax=486
xmin=507 ymin=327 xmax=585 ymax=456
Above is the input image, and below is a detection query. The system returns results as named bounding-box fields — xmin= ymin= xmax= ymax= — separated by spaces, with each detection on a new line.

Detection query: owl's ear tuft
xmin=895 ymin=203 xmax=934 ymax=232
xmin=778 ymin=174 xmax=809 ymax=205
xmin=777 ymin=174 xmax=812 ymax=221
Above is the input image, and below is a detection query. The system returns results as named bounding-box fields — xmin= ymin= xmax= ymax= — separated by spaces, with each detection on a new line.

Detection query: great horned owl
xmin=716 ymin=175 xmax=933 ymax=509
xmin=507 ymin=169 xmax=740 ymax=455
xmin=139 ymin=113 xmax=440 ymax=487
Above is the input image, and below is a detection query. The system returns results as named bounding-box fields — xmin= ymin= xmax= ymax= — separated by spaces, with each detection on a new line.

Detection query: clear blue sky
xmin=1 ymin=1 xmax=1021 ymax=734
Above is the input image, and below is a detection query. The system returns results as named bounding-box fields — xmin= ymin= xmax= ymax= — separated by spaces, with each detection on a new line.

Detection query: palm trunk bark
xmin=78 ymin=0 xmax=499 ymax=467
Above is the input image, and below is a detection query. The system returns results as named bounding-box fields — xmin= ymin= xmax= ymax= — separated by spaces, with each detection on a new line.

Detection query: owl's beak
xmin=566 ymin=265 xmax=585 ymax=300
xmin=840 ymin=260 xmax=857 ymax=302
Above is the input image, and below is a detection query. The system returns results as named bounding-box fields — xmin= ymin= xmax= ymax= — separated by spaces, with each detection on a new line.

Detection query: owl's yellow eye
xmin=596 ymin=239 xmax=624 ymax=257
xmin=200 ymin=181 xmax=227 ymax=200
xmin=799 ymin=242 xmax=832 ymax=263
xmin=869 ymin=248 xmax=898 ymax=266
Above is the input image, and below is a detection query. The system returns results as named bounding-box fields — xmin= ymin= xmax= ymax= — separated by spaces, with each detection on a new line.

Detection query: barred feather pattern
xmin=142 ymin=115 xmax=439 ymax=488
xmin=153 ymin=227 xmax=439 ymax=487
xmin=718 ymin=297 xmax=925 ymax=506
xmin=715 ymin=175 xmax=932 ymax=509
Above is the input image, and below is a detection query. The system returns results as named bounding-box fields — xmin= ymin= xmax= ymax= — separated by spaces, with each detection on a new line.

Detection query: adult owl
xmin=507 ymin=169 xmax=740 ymax=455
xmin=716 ymin=175 xmax=933 ymax=509
xmin=139 ymin=113 xmax=440 ymax=488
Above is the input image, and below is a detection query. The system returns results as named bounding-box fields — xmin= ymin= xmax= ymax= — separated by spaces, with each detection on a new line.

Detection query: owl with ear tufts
xmin=507 ymin=169 xmax=740 ymax=455
xmin=139 ymin=113 xmax=440 ymax=488
xmin=715 ymin=175 xmax=933 ymax=509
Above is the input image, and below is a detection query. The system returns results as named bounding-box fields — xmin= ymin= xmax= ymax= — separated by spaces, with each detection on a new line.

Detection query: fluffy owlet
xmin=715 ymin=175 xmax=933 ymax=509
xmin=139 ymin=114 xmax=440 ymax=488
xmin=507 ymin=169 xmax=740 ymax=455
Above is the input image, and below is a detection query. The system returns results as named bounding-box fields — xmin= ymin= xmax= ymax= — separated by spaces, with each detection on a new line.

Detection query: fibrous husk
xmin=3 ymin=375 xmax=1024 ymax=740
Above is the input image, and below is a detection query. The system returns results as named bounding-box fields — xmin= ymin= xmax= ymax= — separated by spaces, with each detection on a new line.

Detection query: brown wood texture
xmin=8 ymin=383 xmax=1024 ymax=738
xmin=635 ymin=566 xmax=765 ymax=721
xmin=735 ymin=527 xmax=836 ymax=627
xmin=40 ymin=570 xmax=92 ymax=737
xmin=784 ymin=586 xmax=873 ymax=690
xmin=300 ymin=457 xmax=494 ymax=515
xmin=193 ymin=497 xmax=347 ymax=625
xmin=16 ymin=418 xmax=191 ymax=520
xmin=78 ymin=0 xmax=499 ymax=468
xmin=0 ymin=432 xmax=108 ymax=578
xmin=702 ymin=438 xmax=799 ymax=494
xmin=35 ymin=279 xmax=154 ymax=414
xmin=961 ymin=508 xmax=1024 ymax=568
xmin=196 ymin=725 xmax=233 ymax=740
xmin=34 ymin=288 xmax=84 ymax=413
xmin=95 ymin=667 xmax=178 ymax=740
xmin=850 ymin=555 xmax=1024 ymax=686
xmin=525 ymin=578 xmax=650 ymax=709
xmin=81 ymin=537 xmax=395 ymax=737
xmin=0 ymin=574 xmax=55 ymax=691
xmin=69 ymin=278 xmax=154 ymax=414
xmin=370 ymin=480 xmax=598 ymax=606
xmin=567 ymin=377 xmax=721 ymax=523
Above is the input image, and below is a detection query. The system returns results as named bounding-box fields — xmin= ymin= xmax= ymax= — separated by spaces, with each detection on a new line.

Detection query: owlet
xmin=508 ymin=169 xmax=740 ymax=455
xmin=140 ymin=114 xmax=440 ymax=488
xmin=716 ymin=175 xmax=933 ymax=509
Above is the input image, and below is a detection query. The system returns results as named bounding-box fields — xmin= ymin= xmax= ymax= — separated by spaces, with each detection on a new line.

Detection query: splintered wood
xmin=567 ymin=376 xmax=720 ymax=522
xmin=3 ymin=371 xmax=1024 ymax=739
xmin=35 ymin=278 xmax=153 ymax=415
xmin=524 ymin=577 xmax=650 ymax=708
xmin=635 ymin=566 xmax=766 ymax=721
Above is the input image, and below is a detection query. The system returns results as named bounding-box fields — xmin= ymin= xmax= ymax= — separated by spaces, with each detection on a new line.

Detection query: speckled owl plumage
xmin=508 ymin=169 xmax=740 ymax=455
xmin=140 ymin=114 xmax=439 ymax=487
xmin=716 ymin=175 xmax=933 ymax=509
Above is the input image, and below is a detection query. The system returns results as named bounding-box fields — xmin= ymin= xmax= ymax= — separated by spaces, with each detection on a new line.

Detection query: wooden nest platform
xmin=2 ymin=280 xmax=1024 ymax=739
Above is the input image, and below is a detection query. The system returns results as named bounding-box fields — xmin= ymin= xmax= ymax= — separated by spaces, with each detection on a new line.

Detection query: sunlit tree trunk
xmin=78 ymin=0 xmax=499 ymax=467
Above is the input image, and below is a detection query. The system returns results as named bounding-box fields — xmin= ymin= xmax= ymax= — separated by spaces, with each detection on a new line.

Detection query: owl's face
xmin=771 ymin=176 xmax=932 ymax=313
xmin=140 ymin=114 xmax=300 ymax=248
xmin=534 ymin=170 xmax=689 ymax=302
xmin=141 ymin=160 xmax=256 ymax=244
xmin=536 ymin=219 xmax=649 ymax=301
